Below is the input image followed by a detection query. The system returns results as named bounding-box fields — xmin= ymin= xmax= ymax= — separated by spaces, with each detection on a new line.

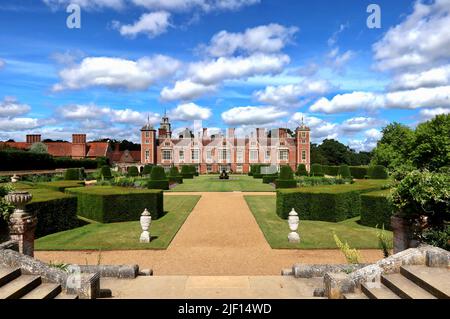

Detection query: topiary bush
xmin=181 ymin=165 xmax=194 ymax=179
xmin=101 ymin=165 xmax=112 ymax=180
xmin=323 ymin=165 xmax=339 ymax=177
xmin=276 ymin=166 xmax=297 ymax=189
xmin=67 ymin=186 xmax=164 ymax=222
xmin=127 ymin=166 xmax=139 ymax=177
xmin=64 ymin=168 xmax=82 ymax=181
xmin=263 ymin=174 xmax=278 ymax=184
xmin=350 ymin=166 xmax=369 ymax=179
xmin=338 ymin=165 xmax=352 ymax=179
xmin=147 ymin=166 xmax=169 ymax=190
xmin=142 ymin=165 xmax=154 ymax=176
xmin=368 ymin=165 xmax=389 ymax=179
xmin=310 ymin=164 xmax=324 ymax=177
xmin=296 ymin=164 xmax=308 ymax=176
xmin=168 ymin=167 xmax=183 ymax=184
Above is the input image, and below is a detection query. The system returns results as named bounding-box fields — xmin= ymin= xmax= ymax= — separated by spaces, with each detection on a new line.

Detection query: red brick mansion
xmin=141 ymin=115 xmax=311 ymax=174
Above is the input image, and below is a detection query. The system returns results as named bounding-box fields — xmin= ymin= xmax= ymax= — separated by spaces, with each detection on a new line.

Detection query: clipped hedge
xmin=101 ymin=166 xmax=112 ymax=179
xmin=147 ymin=166 xmax=169 ymax=190
xmin=127 ymin=166 xmax=139 ymax=177
xmin=35 ymin=181 xmax=85 ymax=192
xmin=368 ymin=165 xmax=389 ymax=179
xmin=142 ymin=165 xmax=154 ymax=176
xmin=168 ymin=167 xmax=183 ymax=184
xmin=276 ymin=180 xmax=297 ymax=189
xmin=54 ymin=157 xmax=98 ymax=169
xmin=276 ymin=181 xmax=387 ymax=222
xmin=64 ymin=168 xmax=84 ymax=181
xmin=26 ymin=188 xmax=78 ymax=238
xmin=181 ymin=165 xmax=194 ymax=179
xmin=360 ymin=190 xmax=394 ymax=230
xmin=350 ymin=166 xmax=369 ymax=179
xmin=0 ymin=150 xmax=54 ymax=171
xmin=147 ymin=180 xmax=170 ymax=190
xmin=338 ymin=165 xmax=352 ymax=178
xmin=67 ymin=186 xmax=164 ymax=223
xmin=310 ymin=164 xmax=324 ymax=177
xmin=323 ymin=165 xmax=339 ymax=177
xmin=263 ymin=174 xmax=278 ymax=184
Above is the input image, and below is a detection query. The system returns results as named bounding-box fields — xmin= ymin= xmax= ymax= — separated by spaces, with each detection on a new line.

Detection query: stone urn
xmin=140 ymin=209 xmax=152 ymax=243
xmin=288 ymin=208 xmax=300 ymax=243
xmin=10 ymin=174 xmax=20 ymax=183
xmin=5 ymin=191 xmax=37 ymax=257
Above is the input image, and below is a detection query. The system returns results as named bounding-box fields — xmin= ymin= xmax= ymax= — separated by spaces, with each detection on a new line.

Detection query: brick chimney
xmin=71 ymin=134 xmax=87 ymax=159
xmin=203 ymin=128 xmax=208 ymax=138
xmin=227 ymin=128 xmax=235 ymax=139
xmin=26 ymin=134 xmax=41 ymax=144
xmin=256 ymin=128 xmax=265 ymax=139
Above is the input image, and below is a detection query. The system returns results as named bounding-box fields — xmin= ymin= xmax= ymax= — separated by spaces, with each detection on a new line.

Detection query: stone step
xmin=343 ymin=292 xmax=369 ymax=299
xmin=381 ymin=273 xmax=436 ymax=299
xmin=400 ymin=265 xmax=450 ymax=299
xmin=21 ymin=283 xmax=62 ymax=299
xmin=0 ymin=267 xmax=21 ymax=288
xmin=54 ymin=293 xmax=79 ymax=299
xmin=0 ymin=275 xmax=41 ymax=299
xmin=361 ymin=282 xmax=400 ymax=299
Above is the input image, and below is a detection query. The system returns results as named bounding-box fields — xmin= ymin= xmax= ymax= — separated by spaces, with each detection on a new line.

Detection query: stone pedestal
xmin=5 ymin=191 xmax=37 ymax=257
xmin=391 ymin=216 xmax=417 ymax=254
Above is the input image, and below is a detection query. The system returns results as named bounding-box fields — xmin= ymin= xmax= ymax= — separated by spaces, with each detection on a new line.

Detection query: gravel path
xmin=36 ymin=192 xmax=384 ymax=275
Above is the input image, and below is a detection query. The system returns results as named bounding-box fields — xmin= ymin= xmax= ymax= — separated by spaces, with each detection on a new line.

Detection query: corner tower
xmin=158 ymin=111 xmax=172 ymax=139
xmin=296 ymin=118 xmax=311 ymax=171
xmin=141 ymin=116 xmax=157 ymax=164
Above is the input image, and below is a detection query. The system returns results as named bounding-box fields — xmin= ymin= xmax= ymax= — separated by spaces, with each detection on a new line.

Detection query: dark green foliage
xmin=360 ymin=190 xmax=394 ymax=230
xmin=67 ymin=186 xmax=164 ymax=223
xmin=338 ymin=165 xmax=352 ymax=178
xmin=0 ymin=150 xmax=55 ymax=171
xmin=147 ymin=166 xmax=169 ymax=190
xmin=317 ymin=139 xmax=351 ymax=165
xmin=297 ymin=177 xmax=348 ymax=187
xmin=310 ymin=164 xmax=324 ymax=177
xmin=276 ymin=166 xmax=296 ymax=189
xmin=168 ymin=167 xmax=183 ymax=184
xmin=142 ymin=165 xmax=154 ymax=176
xmin=95 ymin=157 xmax=109 ymax=168
xmin=275 ymin=180 xmax=297 ymax=189
xmin=64 ymin=168 xmax=83 ymax=181
xmin=100 ymin=166 xmax=112 ymax=179
xmin=26 ymin=191 xmax=78 ymax=238
xmin=296 ymin=164 xmax=308 ymax=176
xmin=368 ymin=165 xmax=388 ymax=179
xmin=262 ymin=175 xmax=278 ymax=184
xmin=181 ymin=165 xmax=194 ymax=179
xmin=127 ymin=166 xmax=139 ymax=177
xmin=350 ymin=166 xmax=369 ymax=179
xmin=147 ymin=180 xmax=170 ymax=190
xmin=323 ymin=165 xmax=339 ymax=176
xmin=279 ymin=166 xmax=294 ymax=179
xmin=54 ymin=157 xmax=98 ymax=169
xmin=276 ymin=182 xmax=385 ymax=221
xmin=422 ymin=225 xmax=450 ymax=251
xmin=35 ymin=181 xmax=85 ymax=192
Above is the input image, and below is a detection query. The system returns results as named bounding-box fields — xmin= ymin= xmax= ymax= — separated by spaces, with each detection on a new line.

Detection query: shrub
xmin=279 ymin=165 xmax=294 ymax=179
xmin=276 ymin=181 xmax=386 ymax=221
xmin=142 ymin=165 xmax=154 ymax=176
xmin=181 ymin=165 xmax=194 ymax=179
xmin=168 ymin=167 xmax=183 ymax=184
xmin=26 ymin=189 xmax=78 ymax=238
xmin=54 ymin=157 xmax=98 ymax=169
xmin=127 ymin=166 xmax=139 ymax=177
xmin=67 ymin=186 xmax=164 ymax=223
xmin=0 ymin=150 xmax=55 ymax=171
xmin=100 ymin=166 xmax=112 ymax=180
xmin=422 ymin=225 xmax=450 ymax=251
xmin=338 ymin=165 xmax=352 ymax=178
xmin=350 ymin=166 xmax=369 ymax=179
xmin=276 ymin=166 xmax=297 ymax=189
xmin=35 ymin=181 xmax=85 ymax=192
xmin=376 ymin=225 xmax=392 ymax=258
xmin=333 ymin=233 xmax=361 ymax=264
xmin=262 ymin=174 xmax=278 ymax=184
xmin=147 ymin=166 xmax=169 ymax=190
xmin=360 ymin=190 xmax=394 ymax=230
xmin=147 ymin=180 xmax=170 ymax=190
xmin=30 ymin=142 xmax=48 ymax=154
xmin=275 ymin=180 xmax=297 ymax=189
xmin=368 ymin=165 xmax=388 ymax=179
xmin=310 ymin=164 xmax=324 ymax=177
xmin=296 ymin=164 xmax=308 ymax=176
xmin=323 ymin=165 xmax=339 ymax=176
xmin=64 ymin=168 xmax=83 ymax=181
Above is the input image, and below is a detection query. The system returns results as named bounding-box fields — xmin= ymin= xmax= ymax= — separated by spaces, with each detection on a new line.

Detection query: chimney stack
xmin=227 ymin=128 xmax=235 ymax=139
xmin=26 ymin=134 xmax=41 ymax=144
xmin=72 ymin=134 xmax=86 ymax=144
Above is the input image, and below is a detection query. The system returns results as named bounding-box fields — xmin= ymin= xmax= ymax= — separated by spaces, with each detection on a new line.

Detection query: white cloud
xmin=347 ymin=129 xmax=382 ymax=152
xmin=57 ymin=104 xmax=107 ymax=120
xmin=53 ymin=55 xmax=181 ymax=91
xmin=204 ymin=24 xmax=298 ymax=57
xmin=170 ymin=103 xmax=212 ymax=121
xmin=374 ymin=0 xmax=450 ymax=72
xmin=340 ymin=117 xmax=380 ymax=133
xmin=0 ymin=59 xmax=5 ymax=69
xmin=255 ymin=80 xmax=332 ymax=106
xmin=385 ymin=86 xmax=450 ymax=109
xmin=0 ymin=97 xmax=31 ymax=118
xmin=327 ymin=48 xmax=354 ymax=70
xmin=115 ymin=11 xmax=171 ymax=38
xmin=222 ymin=106 xmax=288 ymax=125
xmin=188 ymin=53 xmax=290 ymax=85
xmin=364 ymin=128 xmax=382 ymax=140
xmin=0 ymin=117 xmax=42 ymax=131
xmin=160 ymin=80 xmax=217 ymax=101
xmin=390 ymin=65 xmax=450 ymax=90
xmin=309 ymin=91 xmax=384 ymax=114
xmin=131 ymin=0 xmax=260 ymax=12
xmin=43 ymin=0 xmax=125 ymax=10
xmin=419 ymin=107 xmax=450 ymax=121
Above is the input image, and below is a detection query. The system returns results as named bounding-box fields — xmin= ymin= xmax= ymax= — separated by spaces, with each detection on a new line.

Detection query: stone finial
xmin=140 ymin=209 xmax=152 ymax=243
xmin=6 ymin=191 xmax=37 ymax=257
xmin=288 ymin=208 xmax=300 ymax=243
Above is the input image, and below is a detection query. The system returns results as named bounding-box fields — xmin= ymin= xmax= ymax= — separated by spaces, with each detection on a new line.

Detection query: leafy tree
xmin=30 ymin=142 xmax=48 ymax=154
xmin=296 ymin=164 xmax=308 ymax=176
xmin=411 ymin=114 xmax=450 ymax=171
xmin=127 ymin=166 xmax=139 ymax=177
xmin=318 ymin=139 xmax=351 ymax=166
xmin=310 ymin=144 xmax=328 ymax=165
xmin=371 ymin=123 xmax=414 ymax=170
xmin=338 ymin=165 xmax=351 ymax=178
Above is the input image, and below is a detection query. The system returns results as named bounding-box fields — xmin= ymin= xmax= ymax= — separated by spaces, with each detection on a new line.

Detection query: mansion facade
xmin=141 ymin=115 xmax=311 ymax=174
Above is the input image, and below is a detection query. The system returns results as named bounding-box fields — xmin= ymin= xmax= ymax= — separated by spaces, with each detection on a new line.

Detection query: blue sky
xmin=0 ymin=0 xmax=449 ymax=150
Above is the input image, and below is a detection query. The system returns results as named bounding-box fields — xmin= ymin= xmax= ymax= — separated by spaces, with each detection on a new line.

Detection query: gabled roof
xmin=86 ymin=142 xmax=109 ymax=157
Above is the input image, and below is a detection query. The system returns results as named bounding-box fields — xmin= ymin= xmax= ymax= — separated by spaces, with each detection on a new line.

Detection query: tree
xmin=30 ymin=142 xmax=48 ymax=154
xmin=371 ymin=123 xmax=414 ymax=170
xmin=411 ymin=114 xmax=450 ymax=171
xmin=310 ymin=143 xmax=328 ymax=164
xmin=317 ymin=139 xmax=351 ymax=165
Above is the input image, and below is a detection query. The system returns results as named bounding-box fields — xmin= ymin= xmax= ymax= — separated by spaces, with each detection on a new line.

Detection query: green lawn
xmin=245 ymin=195 xmax=392 ymax=249
xmin=170 ymin=175 xmax=275 ymax=192
xmin=35 ymin=195 xmax=200 ymax=250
